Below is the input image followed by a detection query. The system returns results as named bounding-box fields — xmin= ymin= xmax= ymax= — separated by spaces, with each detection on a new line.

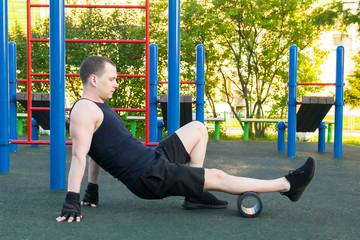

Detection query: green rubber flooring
xmin=1 ymin=140 xmax=359 ymax=239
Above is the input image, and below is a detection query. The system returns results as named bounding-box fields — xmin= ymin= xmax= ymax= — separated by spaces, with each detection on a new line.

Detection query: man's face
xmin=95 ymin=62 xmax=118 ymax=101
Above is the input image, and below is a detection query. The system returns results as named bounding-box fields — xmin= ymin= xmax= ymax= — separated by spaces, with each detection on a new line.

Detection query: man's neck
xmin=81 ymin=92 xmax=104 ymax=103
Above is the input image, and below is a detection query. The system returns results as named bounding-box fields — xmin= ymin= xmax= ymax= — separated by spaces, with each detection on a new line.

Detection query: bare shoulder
xmin=70 ymin=100 xmax=103 ymax=129
xmin=71 ymin=100 xmax=101 ymax=119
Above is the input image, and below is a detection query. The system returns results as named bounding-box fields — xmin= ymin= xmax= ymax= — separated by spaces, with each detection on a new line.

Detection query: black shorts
xmin=129 ymin=133 xmax=205 ymax=199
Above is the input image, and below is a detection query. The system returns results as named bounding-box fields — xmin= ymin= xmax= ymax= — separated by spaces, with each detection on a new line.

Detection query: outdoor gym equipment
xmin=277 ymin=45 xmax=344 ymax=158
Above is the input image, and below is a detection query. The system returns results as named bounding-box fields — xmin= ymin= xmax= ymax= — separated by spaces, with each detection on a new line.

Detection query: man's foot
xmin=281 ymin=156 xmax=316 ymax=202
xmin=182 ymin=192 xmax=228 ymax=209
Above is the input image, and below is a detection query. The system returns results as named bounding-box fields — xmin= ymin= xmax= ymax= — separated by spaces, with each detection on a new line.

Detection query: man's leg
xmin=204 ymin=168 xmax=290 ymax=194
xmin=204 ymin=156 xmax=316 ymax=202
xmin=175 ymin=121 xmax=229 ymax=209
xmin=175 ymin=121 xmax=208 ymax=168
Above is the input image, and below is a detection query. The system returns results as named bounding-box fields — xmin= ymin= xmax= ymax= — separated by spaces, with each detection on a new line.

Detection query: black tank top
xmin=71 ymin=99 xmax=155 ymax=188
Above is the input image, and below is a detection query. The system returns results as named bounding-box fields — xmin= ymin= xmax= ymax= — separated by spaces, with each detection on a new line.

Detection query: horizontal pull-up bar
xmin=30 ymin=39 xmax=146 ymax=44
xmin=17 ymin=74 xmax=146 ymax=82
xmin=30 ymin=4 xmax=146 ymax=9
xmin=29 ymin=73 xmax=146 ymax=78
xmin=27 ymin=107 xmax=143 ymax=112
xmin=158 ymin=81 xmax=195 ymax=84
xmin=298 ymin=83 xmax=335 ymax=86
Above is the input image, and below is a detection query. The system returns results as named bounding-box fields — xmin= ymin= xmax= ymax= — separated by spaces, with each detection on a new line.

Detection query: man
xmin=56 ymin=56 xmax=316 ymax=223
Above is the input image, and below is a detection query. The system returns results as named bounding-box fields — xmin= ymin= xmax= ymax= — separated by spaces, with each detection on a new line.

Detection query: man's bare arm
xmin=56 ymin=101 xmax=102 ymax=223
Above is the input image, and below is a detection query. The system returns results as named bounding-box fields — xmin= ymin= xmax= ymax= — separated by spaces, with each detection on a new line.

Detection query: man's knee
xmin=204 ymin=168 xmax=228 ymax=190
xmin=190 ymin=121 xmax=208 ymax=139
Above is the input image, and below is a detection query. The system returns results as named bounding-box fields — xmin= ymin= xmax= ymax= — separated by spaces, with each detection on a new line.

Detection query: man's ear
xmin=89 ymin=74 xmax=97 ymax=87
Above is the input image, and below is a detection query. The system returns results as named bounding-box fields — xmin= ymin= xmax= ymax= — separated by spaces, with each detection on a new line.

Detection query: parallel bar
xmin=287 ymin=45 xmax=298 ymax=157
xmin=30 ymin=4 xmax=146 ymax=9
xmin=0 ymin=0 xmax=10 ymax=172
xmin=195 ymin=44 xmax=205 ymax=123
xmin=334 ymin=46 xmax=344 ymax=158
xmin=49 ymin=0 xmax=66 ymax=189
xmin=9 ymin=42 xmax=17 ymax=152
xmin=149 ymin=44 xmax=158 ymax=142
xmin=167 ymin=0 xmax=181 ymax=135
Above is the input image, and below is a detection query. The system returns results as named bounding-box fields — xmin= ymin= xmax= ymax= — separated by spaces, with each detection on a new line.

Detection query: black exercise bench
xmin=17 ymin=92 xmax=69 ymax=130
xmin=296 ymin=96 xmax=334 ymax=132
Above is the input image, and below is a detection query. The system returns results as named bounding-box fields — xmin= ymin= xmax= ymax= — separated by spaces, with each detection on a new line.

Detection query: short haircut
xmin=79 ymin=56 xmax=116 ymax=84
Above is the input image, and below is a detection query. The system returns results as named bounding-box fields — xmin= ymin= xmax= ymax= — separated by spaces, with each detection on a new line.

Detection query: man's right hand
xmin=81 ymin=183 xmax=99 ymax=208
xmin=56 ymin=192 xmax=82 ymax=223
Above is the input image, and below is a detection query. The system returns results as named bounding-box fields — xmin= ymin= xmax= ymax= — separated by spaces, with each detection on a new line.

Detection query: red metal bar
xmin=11 ymin=140 xmax=72 ymax=145
xmin=30 ymin=39 xmax=146 ymax=43
xmin=158 ymin=81 xmax=196 ymax=84
xmin=24 ymin=1 xmax=150 ymax=145
xmin=29 ymin=73 xmax=146 ymax=78
xmin=118 ymin=74 xmax=146 ymax=78
xmin=298 ymin=83 xmax=335 ymax=86
xmin=30 ymin=4 xmax=146 ymax=9
xmin=30 ymin=107 xmax=50 ymax=111
xmin=112 ymin=108 xmax=146 ymax=112
xmin=26 ymin=0 xmax=32 ymax=141
xmin=28 ymin=107 xmax=139 ymax=112
xmin=144 ymin=142 xmax=158 ymax=147
xmin=17 ymin=79 xmax=49 ymax=83
xmin=145 ymin=0 xmax=150 ymax=144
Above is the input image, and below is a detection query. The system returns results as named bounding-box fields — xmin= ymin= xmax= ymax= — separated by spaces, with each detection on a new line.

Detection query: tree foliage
xmin=150 ymin=0 xmax=221 ymax=117
xmin=313 ymin=1 xmax=360 ymax=109
xmin=208 ymin=0 xmax=331 ymax=135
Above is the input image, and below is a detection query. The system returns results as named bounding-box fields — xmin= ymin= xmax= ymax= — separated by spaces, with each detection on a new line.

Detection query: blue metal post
xmin=49 ymin=0 xmax=66 ymax=189
xmin=318 ymin=122 xmax=326 ymax=152
xmin=9 ymin=42 xmax=17 ymax=152
xmin=277 ymin=121 xmax=286 ymax=152
xmin=0 ymin=0 xmax=10 ymax=172
xmin=31 ymin=118 xmax=39 ymax=148
xmin=287 ymin=45 xmax=298 ymax=157
xmin=157 ymin=120 xmax=163 ymax=142
xmin=195 ymin=44 xmax=205 ymax=123
xmin=149 ymin=44 xmax=158 ymax=142
xmin=167 ymin=0 xmax=180 ymax=135
xmin=334 ymin=46 xmax=344 ymax=158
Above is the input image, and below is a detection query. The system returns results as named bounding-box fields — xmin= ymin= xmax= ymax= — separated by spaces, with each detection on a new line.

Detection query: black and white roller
xmin=237 ymin=192 xmax=263 ymax=218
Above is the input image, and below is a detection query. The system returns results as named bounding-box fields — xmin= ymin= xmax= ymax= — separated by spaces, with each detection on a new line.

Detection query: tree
xmin=345 ymin=53 xmax=360 ymax=108
xmin=150 ymin=0 xmax=221 ymax=117
xmin=209 ymin=0 xmax=331 ymax=136
xmin=312 ymin=0 xmax=360 ymax=109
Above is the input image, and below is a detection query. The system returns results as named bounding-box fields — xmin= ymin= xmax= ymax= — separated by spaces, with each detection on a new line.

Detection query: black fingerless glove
xmin=60 ymin=192 xmax=81 ymax=219
xmin=82 ymin=183 xmax=99 ymax=205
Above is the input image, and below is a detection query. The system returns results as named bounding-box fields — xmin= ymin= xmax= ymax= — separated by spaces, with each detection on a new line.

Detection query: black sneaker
xmin=281 ymin=156 xmax=316 ymax=202
xmin=182 ymin=192 xmax=228 ymax=209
